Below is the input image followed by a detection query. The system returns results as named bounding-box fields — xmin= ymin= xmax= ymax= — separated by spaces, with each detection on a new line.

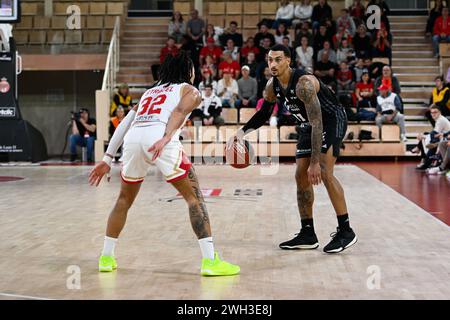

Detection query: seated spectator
xmin=187 ymin=9 xmax=205 ymax=45
xmin=311 ymin=0 xmax=333 ymax=32
xmin=225 ymin=39 xmax=240 ymax=62
xmin=256 ymin=53 xmax=269 ymax=82
xmin=374 ymin=65 xmax=401 ymax=96
xmin=313 ymin=24 xmax=333 ymax=57
xmin=414 ymin=106 xmax=450 ymax=170
xmin=333 ymin=25 xmax=353 ymax=49
xmin=375 ymin=84 xmax=407 ymax=142
xmin=337 ymin=9 xmax=356 ymax=37
xmin=372 ymin=22 xmax=392 ymax=64
xmin=240 ymin=37 xmax=260 ymax=64
xmin=432 ymin=7 xmax=450 ymax=57
xmin=354 ymin=71 xmax=376 ymax=121
xmin=273 ymin=0 xmax=295 ymax=29
xmin=191 ymin=85 xmax=224 ymax=126
xmin=317 ymin=40 xmax=337 ymax=63
xmin=353 ymin=24 xmax=372 ymax=58
xmin=217 ymin=72 xmax=239 ymax=107
xmin=366 ymin=57 xmax=385 ymax=80
xmin=201 ymin=56 xmax=217 ymax=80
xmin=199 ymin=37 xmax=223 ymax=65
xmin=218 ymin=51 xmax=241 ymax=78
xmin=243 ymin=51 xmax=258 ymax=78
xmin=275 ymin=23 xmax=291 ymax=45
xmin=111 ymin=83 xmax=132 ymax=116
xmin=337 ymin=38 xmax=355 ymax=65
xmin=293 ymin=0 xmax=313 ymax=28
xmin=293 ymin=21 xmax=314 ymax=48
xmin=202 ymin=23 xmax=220 ymax=46
xmin=256 ymin=89 xmax=280 ymax=127
xmin=425 ymin=76 xmax=450 ymax=126
xmin=426 ymin=0 xmax=445 ymax=37
xmin=109 ymin=106 xmax=126 ymax=161
xmin=168 ymin=11 xmax=186 ymax=43
xmin=237 ymin=66 xmax=258 ymax=108
xmin=282 ymin=37 xmax=296 ymax=65
xmin=353 ymin=58 xmax=366 ymax=83
xmin=153 ymin=37 xmax=179 ymax=80
xmin=258 ymin=66 xmax=272 ymax=98
xmin=254 ymin=24 xmax=276 ymax=49
xmin=426 ymin=132 xmax=450 ymax=175
xmin=70 ymin=108 xmax=96 ymax=162
xmin=349 ymin=0 xmax=366 ymax=26
xmin=198 ymin=68 xmax=218 ymax=94
xmin=296 ymin=36 xmax=314 ymax=72
xmin=337 ymin=61 xmax=355 ymax=99
xmin=219 ymin=21 xmax=243 ymax=48
xmin=314 ymin=52 xmax=337 ymax=91
xmin=257 ymin=37 xmax=273 ymax=63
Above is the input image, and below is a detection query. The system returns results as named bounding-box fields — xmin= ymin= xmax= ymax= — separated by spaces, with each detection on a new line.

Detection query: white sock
xmin=198 ymin=237 xmax=215 ymax=260
xmin=102 ymin=236 xmax=118 ymax=257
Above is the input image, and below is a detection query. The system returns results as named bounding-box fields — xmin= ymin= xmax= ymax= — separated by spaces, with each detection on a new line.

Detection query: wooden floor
xmin=0 ymin=164 xmax=449 ymax=300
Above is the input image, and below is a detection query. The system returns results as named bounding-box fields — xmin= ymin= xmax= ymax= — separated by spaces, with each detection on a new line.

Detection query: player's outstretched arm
xmin=296 ymin=75 xmax=323 ymax=185
xmin=88 ymin=104 xmax=138 ymax=187
xmin=148 ymin=85 xmax=201 ymax=160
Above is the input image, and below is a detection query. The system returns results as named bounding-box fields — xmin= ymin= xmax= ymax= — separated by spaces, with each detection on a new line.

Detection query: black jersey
xmin=272 ymin=68 xmax=346 ymax=125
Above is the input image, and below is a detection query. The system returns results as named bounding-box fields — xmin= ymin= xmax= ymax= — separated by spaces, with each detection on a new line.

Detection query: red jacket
xmin=434 ymin=16 xmax=450 ymax=36
xmin=160 ymin=46 xmax=179 ymax=63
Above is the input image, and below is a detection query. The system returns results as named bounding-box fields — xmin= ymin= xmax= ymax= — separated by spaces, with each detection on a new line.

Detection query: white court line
xmin=0 ymin=292 xmax=55 ymax=300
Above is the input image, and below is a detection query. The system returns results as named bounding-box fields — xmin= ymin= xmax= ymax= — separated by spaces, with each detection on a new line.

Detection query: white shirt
xmin=294 ymin=4 xmax=313 ymax=20
xmin=217 ymin=79 xmax=239 ymax=100
xmin=296 ymin=46 xmax=314 ymax=69
xmin=199 ymin=80 xmax=218 ymax=95
xmin=199 ymin=94 xmax=222 ymax=117
xmin=276 ymin=4 xmax=295 ymax=20
xmin=377 ymin=93 xmax=398 ymax=114
xmin=434 ymin=115 xmax=450 ymax=134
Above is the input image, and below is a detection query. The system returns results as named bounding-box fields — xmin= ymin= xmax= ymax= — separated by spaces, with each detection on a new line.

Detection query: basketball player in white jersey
xmin=88 ymin=52 xmax=239 ymax=276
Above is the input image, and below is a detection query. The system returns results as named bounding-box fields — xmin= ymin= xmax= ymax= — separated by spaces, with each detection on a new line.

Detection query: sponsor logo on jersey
xmin=0 ymin=107 xmax=15 ymax=117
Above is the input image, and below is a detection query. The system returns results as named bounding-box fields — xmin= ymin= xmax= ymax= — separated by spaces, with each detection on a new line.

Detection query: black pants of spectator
xmin=425 ymin=105 xmax=450 ymax=126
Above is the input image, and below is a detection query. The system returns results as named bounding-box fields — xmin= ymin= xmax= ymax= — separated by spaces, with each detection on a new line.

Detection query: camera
xmin=71 ymin=111 xmax=81 ymax=121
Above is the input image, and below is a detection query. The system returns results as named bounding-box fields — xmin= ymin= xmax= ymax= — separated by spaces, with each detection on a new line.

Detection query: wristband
xmin=102 ymin=155 xmax=113 ymax=167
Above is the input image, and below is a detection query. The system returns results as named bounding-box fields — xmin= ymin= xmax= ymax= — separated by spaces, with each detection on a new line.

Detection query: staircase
xmin=390 ymin=15 xmax=435 ymax=152
xmin=116 ymin=17 xmax=168 ymax=101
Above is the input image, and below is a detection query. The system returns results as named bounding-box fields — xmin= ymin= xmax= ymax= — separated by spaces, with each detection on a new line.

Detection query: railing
xmin=102 ymin=16 xmax=121 ymax=95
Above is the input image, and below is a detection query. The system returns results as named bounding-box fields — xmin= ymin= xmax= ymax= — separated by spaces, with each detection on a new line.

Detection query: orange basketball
xmin=225 ymin=139 xmax=254 ymax=169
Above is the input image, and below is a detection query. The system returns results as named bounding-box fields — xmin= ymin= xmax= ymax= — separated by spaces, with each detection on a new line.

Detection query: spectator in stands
xmin=187 ymin=9 xmax=205 ymax=45
xmin=337 ymin=38 xmax=355 ymax=65
xmin=256 ymin=53 xmax=269 ymax=81
xmin=111 ymin=83 xmax=132 ymax=116
xmin=273 ymin=0 xmax=295 ymax=29
xmin=337 ymin=61 xmax=355 ymax=97
xmin=376 ymin=84 xmax=407 ymax=142
xmin=199 ymin=37 xmax=223 ymax=65
xmin=348 ymin=0 xmax=366 ymax=26
xmin=366 ymin=57 xmax=384 ymax=80
xmin=241 ymin=37 xmax=260 ymax=64
xmin=244 ymin=52 xmax=258 ymax=78
xmin=256 ymin=89 xmax=279 ymax=127
xmin=372 ymin=22 xmax=392 ymax=64
xmin=257 ymin=37 xmax=273 ymax=63
xmin=426 ymin=0 xmax=445 ymax=37
xmin=353 ymin=24 xmax=372 ymax=58
xmin=282 ymin=37 xmax=296 ymax=65
xmin=293 ymin=0 xmax=313 ymax=28
xmin=332 ymin=25 xmax=353 ymax=49
xmin=354 ymin=71 xmax=376 ymax=120
xmin=294 ymin=21 xmax=314 ymax=48
xmin=354 ymin=58 xmax=367 ymax=84
xmin=199 ymin=67 xmax=218 ymax=94
xmin=219 ymin=21 xmax=243 ymax=48
xmin=374 ymin=65 xmax=401 ymax=97
xmin=275 ymin=23 xmax=291 ymax=45
xmin=70 ymin=108 xmax=96 ymax=162
xmin=203 ymin=24 xmax=220 ymax=46
xmin=218 ymin=51 xmax=241 ymax=78
xmin=191 ymin=84 xmax=224 ymax=126
xmin=168 ymin=11 xmax=186 ymax=43
xmin=433 ymin=7 xmax=450 ymax=57
xmin=426 ymin=132 xmax=450 ymax=175
xmin=311 ymin=0 xmax=333 ymax=31
xmin=337 ymin=9 xmax=356 ymax=37
xmin=296 ymin=36 xmax=314 ymax=72
xmin=225 ymin=39 xmax=240 ymax=62
xmin=202 ymin=55 xmax=217 ymax=79
xmin=258 ymin=66 xmax=272 ymax=98
xmin=217 ymin=72 xmax=239 ymax=108
xmin=366 ymin=0 xmax=391 ymax=32
xmin=160 ymin=36 xmax=179 ymax=64
xmin=425 ymin=76 xmax=450 ymax=126
xmin=109 ymin=106 xmax=125 ymax=161
xmin=414 ymin=106 xmax=450 ymax=170
xmin=237 ymin=66 xmax=258 ymax=108
xmin=313 ymin=24 xmax=333 ymax=57
xmin=314 ymin=51 xmax=337 ymax=91
xmin=254 ymin=24 xmax=275 ymax=49
xmin=317 ymin=40 xmax=337 ymax=63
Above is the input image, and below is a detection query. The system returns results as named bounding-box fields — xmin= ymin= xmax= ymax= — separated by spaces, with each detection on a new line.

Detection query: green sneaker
xmin=201 ymin=252 xmax=240 ymax=276
xmin=98 ymin=255 xmax=117 ymax=272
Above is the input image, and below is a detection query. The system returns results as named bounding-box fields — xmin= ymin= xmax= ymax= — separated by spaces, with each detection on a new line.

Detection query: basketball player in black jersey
xmin=231 ymin=44 xmax=357 ymax=253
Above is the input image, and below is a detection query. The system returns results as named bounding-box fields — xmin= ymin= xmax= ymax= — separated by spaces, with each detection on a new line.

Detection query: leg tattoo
xmin=297 ymin=187 xmax=314 ymax=220
xmin=187 ymin=168 xmax=211 ymax=239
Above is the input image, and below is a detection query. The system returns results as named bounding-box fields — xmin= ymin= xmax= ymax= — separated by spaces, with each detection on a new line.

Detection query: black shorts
xmin=295 ymin=120 xmax=347 ymax=159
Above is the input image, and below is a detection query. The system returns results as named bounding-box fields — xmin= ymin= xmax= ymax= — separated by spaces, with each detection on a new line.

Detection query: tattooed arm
xmin=297 ymin=75 xmax=323 ymax=185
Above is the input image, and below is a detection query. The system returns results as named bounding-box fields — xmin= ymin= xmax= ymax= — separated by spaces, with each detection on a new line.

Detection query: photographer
xmin=70 ymin=108 xmax=96 ymax=162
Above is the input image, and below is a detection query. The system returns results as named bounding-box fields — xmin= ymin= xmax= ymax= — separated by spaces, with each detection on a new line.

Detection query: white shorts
xmin=120 ymin=125 xmax=192 ymax=184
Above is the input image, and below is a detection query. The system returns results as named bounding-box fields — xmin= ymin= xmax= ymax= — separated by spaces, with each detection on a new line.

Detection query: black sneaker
xmin=323 ymin=228 xmax=358 ymax=254
xmin=279 ymin=229 xmax=319 ymax=250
